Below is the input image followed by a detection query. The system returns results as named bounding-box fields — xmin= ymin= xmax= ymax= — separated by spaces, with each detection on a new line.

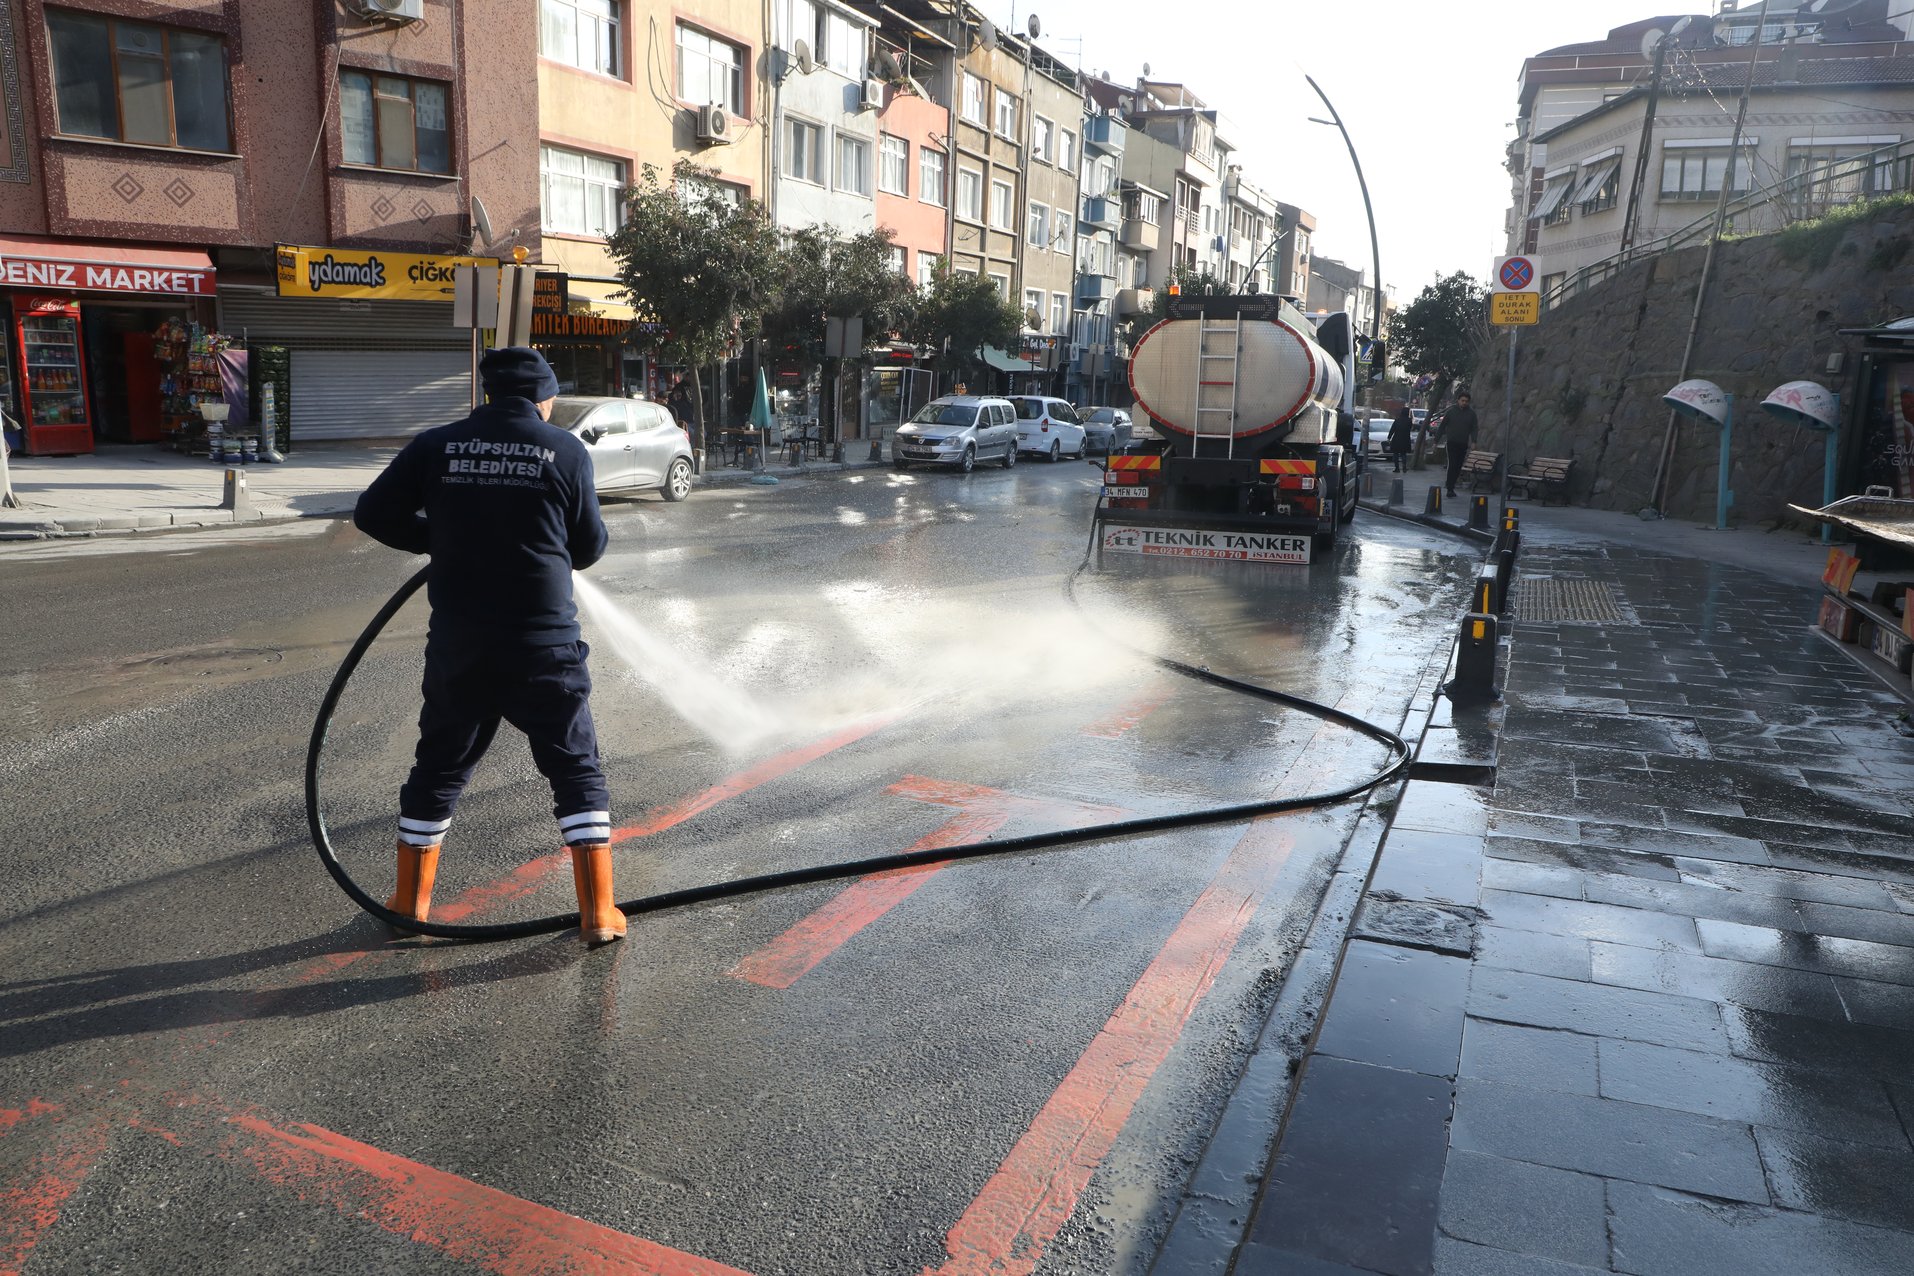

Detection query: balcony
xmin=1114 ymin=287 xmax=1154 ymax=315
xmin=1121 ymin=217 xmax=1159 ymax=251
xmin=1077 ymin=273 xmax=1114 ymax=302
xmin=1084 ymin=114 xmax=1126 ymax=156
xmin=1081 ymin=196 xmax=1119 ymax=229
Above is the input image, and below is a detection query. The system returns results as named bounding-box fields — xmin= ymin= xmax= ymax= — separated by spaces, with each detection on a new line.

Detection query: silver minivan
xmin=892 ymin=396 xmax=1020 ymax=472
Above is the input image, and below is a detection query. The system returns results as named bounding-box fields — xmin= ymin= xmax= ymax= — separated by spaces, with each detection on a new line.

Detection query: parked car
xmin=1078 ymin=406 xmax=1133 ymax=456
xmin=892 ymin=396 xmax=1020 ymax=472
xmin=1008 ymin=395 xmax=1088 ymax=460
xmin=1354 ymin=412 xmax=1394 ymax=458
xmin=550 ymin=396 xmax=695 ymax=501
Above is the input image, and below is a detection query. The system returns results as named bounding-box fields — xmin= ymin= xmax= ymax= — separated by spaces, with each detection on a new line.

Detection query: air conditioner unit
xmin=696 ymin=105 xmax=733 ymax=145
xmin=861 ymin=79 xmax=885 ymax=111
xmin=354 ymin=0 xmax=422 ymax=21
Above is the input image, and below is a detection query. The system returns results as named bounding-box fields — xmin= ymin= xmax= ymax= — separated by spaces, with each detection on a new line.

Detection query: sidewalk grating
xmin=1515 ymin=576 xmax=1635 ymax=625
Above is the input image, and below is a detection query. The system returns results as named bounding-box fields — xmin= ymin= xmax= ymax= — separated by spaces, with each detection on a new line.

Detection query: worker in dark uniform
xmin=354 ymin=347 xmax=624 ymax=947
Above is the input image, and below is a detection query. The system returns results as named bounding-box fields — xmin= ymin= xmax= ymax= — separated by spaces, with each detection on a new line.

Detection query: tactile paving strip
xmin=1514 ymin=576 xmax=1634 ymax=624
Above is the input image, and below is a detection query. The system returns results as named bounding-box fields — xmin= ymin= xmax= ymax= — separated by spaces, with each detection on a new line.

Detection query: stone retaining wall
xmin=1471 ymin=202 xmax=1914 ymax=524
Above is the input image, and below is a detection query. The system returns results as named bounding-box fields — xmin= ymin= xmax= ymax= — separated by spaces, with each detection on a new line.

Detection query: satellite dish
xmin=1025 ymin=306 xmax=1043 ymax=329
xmin=1027 ymin=14 xmax=1042 ymax=39
xmin=1640 ymin=27 xmax=1666 ymax=59
xmin=470 ymin=195 xmax=495 ymax=250
xmin=873 ymin=48 xmax=902 ymax=80
xmin=1142 ymin=61 xmax=1151 ymax=77
xmin=978 ymin=19 xmax=998 ymax=51
xmin=794 ymin=39 xmax=815 ymax=75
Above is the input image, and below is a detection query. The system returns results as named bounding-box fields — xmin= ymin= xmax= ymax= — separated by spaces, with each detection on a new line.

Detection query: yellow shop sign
xmin=275 ymin=244 xmax=491 ymax=301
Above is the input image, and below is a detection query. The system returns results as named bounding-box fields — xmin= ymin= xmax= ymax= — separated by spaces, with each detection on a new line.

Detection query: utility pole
xmin=1305 ymin=74 xmax=1383 ymax=438
xmin=1618 ymin=18 xmax=1691 ymax=261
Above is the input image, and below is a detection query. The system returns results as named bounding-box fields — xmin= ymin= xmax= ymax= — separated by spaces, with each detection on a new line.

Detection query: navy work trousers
xmin=398 ymin=639 xmax=610 ymax=836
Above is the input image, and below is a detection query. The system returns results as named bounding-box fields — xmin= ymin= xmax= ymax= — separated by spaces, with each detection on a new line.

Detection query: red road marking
xmin=0 ymin=1104 xmax=108 ymax=1276
xmin=1080 ymin=685 xmax=1171 ymax=739
xmin=924 ymin=819 xmax=1298 ymax=1276
xmin=728 ymin=778 xmax=1127 ymax=989
xmin=131 ymin=1100 xmax=755 ymax=1276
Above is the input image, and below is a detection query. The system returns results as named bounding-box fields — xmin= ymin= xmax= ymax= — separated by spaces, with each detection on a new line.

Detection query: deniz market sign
xmin=1101 ymin=525 xmax=1312 ymax=564
xmin=275 ymin=244 xmax=490 ymax=302
xmin=0 ymin=254 xmax=214 ymax=295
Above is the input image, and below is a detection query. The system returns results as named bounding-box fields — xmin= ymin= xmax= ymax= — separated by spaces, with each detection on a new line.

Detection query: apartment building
xmin=1271 ymin=201 xmax=1315 ymax=304
xmin=1220 ymin=168 xmax=1279 ymax=293
xmin=943 ymin=17 xmax=1022 ymax=306
xmin=0 ymin=0 xmax=538 ymax=451
xmin=771 ymin=0 xmax=878 ymax=237
xmin=1020 ymin=46 xmax=1083 ymax=394
xmin=1506 ymin=3 xmax=1914 ymax=291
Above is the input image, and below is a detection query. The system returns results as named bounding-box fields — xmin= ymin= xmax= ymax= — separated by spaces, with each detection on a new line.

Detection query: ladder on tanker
xmin=1191 ymin=313 xmax=1242 ymax=459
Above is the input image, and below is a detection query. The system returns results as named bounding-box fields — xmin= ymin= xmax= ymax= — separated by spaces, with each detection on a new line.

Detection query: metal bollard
xmin=833 ymin=442 xmax=846 ymax=463
xmin=1469 ymin=494 xmax=1491 ymax=531
xmin=1500 ymin=508 xmax=1521 ymax=559
xmin=1425 ymin=485 xmax=1443 ymax=516
xmin=220 ymin=467 xmax=255 ymax=518
xmin=868 ymin=437 xmax=882 ymax=463
xmin=1495 ymin=547 xmax=1516 ymax=613
xmin=1362 ymin=469 xmax=1375 ymax=497
xmin=1448 ymin=612 xmax=1500 ymax=703
xmin=1474 ymin=562 xmax=1498 ymax=616
xmin=1388 ymin=477 xmax=1404 ymax=505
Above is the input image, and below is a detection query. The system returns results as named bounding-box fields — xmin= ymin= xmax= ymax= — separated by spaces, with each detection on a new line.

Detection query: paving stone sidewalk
xmin=1230 ymin=541 xmax=1914 ymax=1275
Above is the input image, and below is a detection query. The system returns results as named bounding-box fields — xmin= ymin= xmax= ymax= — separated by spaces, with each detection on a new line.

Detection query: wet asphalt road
xmin=0 ymin=460 xmax=1475 ymax=1275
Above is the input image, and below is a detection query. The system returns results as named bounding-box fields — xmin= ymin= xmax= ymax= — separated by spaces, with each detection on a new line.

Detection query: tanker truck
xmin=1097 ymin=293 xmax=1361 ymax=564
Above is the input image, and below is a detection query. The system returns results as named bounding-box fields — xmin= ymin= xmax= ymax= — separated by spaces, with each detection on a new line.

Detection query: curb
xmin=1152 ymin=504 xmax=1506 ymax=1275
xmin=1360 ymin=496 xmax=1497 ymax=545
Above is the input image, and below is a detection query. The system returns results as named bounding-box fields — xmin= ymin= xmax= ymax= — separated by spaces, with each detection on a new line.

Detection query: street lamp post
xmin=1306 ymin=75 xmax=1382 ymax=433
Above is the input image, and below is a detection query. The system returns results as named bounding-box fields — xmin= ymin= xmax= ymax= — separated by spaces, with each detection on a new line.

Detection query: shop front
xmin=0 ymin=234 xmax=218 ymax=456
xmin=530 ymin=271 xmax=637 ymax=397
xmin=210 ymin=244 xmax=489 ymax=443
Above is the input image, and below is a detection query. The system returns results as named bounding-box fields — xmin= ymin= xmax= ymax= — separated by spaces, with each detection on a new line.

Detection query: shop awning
xmin=0 ymin=234 xmax=216 ymax=296
xmin=1528 ymin=173 xmax=1575 ymax=223
xmin=982 ymin=345 xmax=1033 ymax=372
xmin=569 ymin=292 xmax=637 ymax=321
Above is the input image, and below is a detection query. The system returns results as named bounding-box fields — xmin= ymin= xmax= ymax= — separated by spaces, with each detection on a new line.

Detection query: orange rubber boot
xmin=386 ymin=841 xmax=441 ymax=928
xmin=570 ymin=844 xmax=627 ymax=947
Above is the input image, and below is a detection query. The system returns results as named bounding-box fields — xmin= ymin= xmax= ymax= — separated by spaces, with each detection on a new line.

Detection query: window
xmin=1028 ymin=201 xmax=1048 ymax=247
xmin=920 ymin=148 xmax=947 ymax=206
xmin=541 ymin=144 xmax=625 ymax=237
xmin=46 ymin=10 xmax=231 ymax=151
xmin=1541 ymin=272 xmax=1566 ymax=300
xmin=820 ymin=10 xmax=865 ymax=77
xmin=879 ymin=133 xmax=909 ymax=195
xmin=1059 ymin=129 xmax=1075 ymax=173
xmin=1785 ymin=142 xmax=1905 ymax=218
xmin=341 ymin=71 xmax=450 ymax=173
xmin=1577 ymin=157 xmax=1622 ymax=215
xmin=989 ymin=273 xmax=1010 ymax=300
xmin=1530 ymin=171 xmax=1575 ymax=224
xmin=1053 ymin=211 xmax=1072 ymax=247
xmin=889 ymin=245 xmax=908 ymax=275
xmin=1050 ymin=293 xmax=1068 ymax=335
xmin=678 ymin=175 xmax=744 ymax=211
xmin=676 ymin=23 xmax=744 ymax=115
xmin=991 ymin=179 xmax=1014 ymax=229
xmin=962 ymin=73 xmax=987 ymax=125
xmin=788 ymin=118 xmax=825 ymax=184
xmin=1032 ymin=115 xmax=1055 ymax=163
xmin=784 ymin=0 xmax=818 ymax=50
xmin=918 ymin=255 xmax=939 ymax=287
xmin=956 ymin=167 xmax=983 ymax=220
xmin=995 ymin=88 xmax=1018 ymax=140
xmin=1024 ymin=288 xmax=1044 ymax=322
xmin=1659 ymin=145 xmax=1753 ymax=202
xmin=541 ymin=0 xmax=620 ymax=77
xmin=836 ymin=133 xmax=871 ymax=195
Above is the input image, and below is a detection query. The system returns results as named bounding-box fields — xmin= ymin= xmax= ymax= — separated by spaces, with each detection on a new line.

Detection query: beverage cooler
xmin=13 ymin=296 xmax=94 ymax=456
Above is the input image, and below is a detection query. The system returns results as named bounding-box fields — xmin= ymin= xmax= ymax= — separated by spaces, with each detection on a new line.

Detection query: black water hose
xmin=307 ymin=543 xmax=1412 ymax=941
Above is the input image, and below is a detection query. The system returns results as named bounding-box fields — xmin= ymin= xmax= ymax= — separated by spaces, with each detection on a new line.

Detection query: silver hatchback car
xmin=550 ymin=396 xmax=696 ymax=501
xmin=892 ymin=396 xmax=1021 ymax=472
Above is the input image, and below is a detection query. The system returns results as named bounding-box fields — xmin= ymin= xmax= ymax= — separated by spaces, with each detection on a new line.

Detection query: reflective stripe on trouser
xmin=397 ymin=638 xmax=610 ymax=838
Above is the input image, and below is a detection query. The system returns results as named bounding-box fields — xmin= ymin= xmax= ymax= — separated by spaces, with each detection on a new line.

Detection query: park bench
xmin=1507 ymin=456 xmax=1575 ymax=505
xmin=1459 ymin=449 xmax=1502 ymax=492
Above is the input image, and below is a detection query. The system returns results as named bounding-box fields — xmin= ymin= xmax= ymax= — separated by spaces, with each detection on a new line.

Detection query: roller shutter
xmin=219 ymin=288 xmax=473 ymax=440
xmin=291 ymin=350 xmax=471 ymax=441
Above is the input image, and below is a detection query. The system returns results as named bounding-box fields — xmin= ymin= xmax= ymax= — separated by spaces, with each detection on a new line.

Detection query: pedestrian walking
xmin=1388 ymin=405 xmax=1414 ymax=473
xmin=1442 ymin=392 xmax=1479 ymax=496
xmin=353 ymin=347 xmax=625 ymax=947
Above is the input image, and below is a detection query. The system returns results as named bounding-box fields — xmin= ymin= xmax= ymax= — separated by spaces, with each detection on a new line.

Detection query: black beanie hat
xmin=479 ymin=346 xmax=560 ymax=402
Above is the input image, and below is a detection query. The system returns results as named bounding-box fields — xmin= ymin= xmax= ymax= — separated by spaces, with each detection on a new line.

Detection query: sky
xmin=1000 ymin=0 xmax=1702 ymax=304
